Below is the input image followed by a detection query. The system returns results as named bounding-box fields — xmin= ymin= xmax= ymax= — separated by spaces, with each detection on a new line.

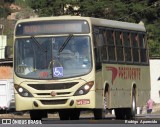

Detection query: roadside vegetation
xmin=0 ymin=0 xmax=160 ymax=56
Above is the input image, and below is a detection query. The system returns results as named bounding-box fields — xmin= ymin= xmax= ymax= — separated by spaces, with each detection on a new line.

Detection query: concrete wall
xmin=0 ymin=35 xmax=7 ymax=59
xmin=149 ymin=59 xmax=160 ymax=103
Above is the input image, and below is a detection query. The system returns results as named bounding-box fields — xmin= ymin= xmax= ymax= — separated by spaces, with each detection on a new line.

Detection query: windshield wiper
xmin=31 ymin=36 xmax=49 ymax=68
xmin=58 ymin=34 xmax=73 ymax=53
xmin=31 ymin=36 xmax=47 ymax=53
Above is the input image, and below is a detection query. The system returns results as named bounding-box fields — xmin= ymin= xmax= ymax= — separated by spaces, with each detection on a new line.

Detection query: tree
xmin=26 ymin=0 xmax=160 ymax=56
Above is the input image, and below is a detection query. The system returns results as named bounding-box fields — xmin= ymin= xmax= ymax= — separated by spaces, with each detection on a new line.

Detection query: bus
xmin=13 ymin=16 xmax=150 ymax=120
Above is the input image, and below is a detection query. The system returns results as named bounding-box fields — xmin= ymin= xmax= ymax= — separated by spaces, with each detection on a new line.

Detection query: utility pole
xmin=0 ymin=0 xmax=5 ymax=18
xmin=0 ymin=0 xmax=4 ymax=35
xmin=0 ymin=24 xmax=4 ymax=35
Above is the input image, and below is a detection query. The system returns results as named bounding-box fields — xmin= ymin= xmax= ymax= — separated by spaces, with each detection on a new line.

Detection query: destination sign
xmin=16 ymin=20 xmax=90 ymax=36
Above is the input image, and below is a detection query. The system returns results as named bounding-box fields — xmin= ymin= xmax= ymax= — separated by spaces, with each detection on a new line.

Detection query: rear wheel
xmin=115 ymin=89 xmax=136 ymax=120
xmin=126 ymin=89 xmax=136 ymax=119
xmin=115 ymin=108 xmax=125 ymax=119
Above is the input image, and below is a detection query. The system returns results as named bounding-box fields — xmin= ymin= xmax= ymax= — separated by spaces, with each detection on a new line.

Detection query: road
xmin=41 ymin=114 xmax=160 ymax=124
xmin=0 ymin=114 xmax=160 ymax=127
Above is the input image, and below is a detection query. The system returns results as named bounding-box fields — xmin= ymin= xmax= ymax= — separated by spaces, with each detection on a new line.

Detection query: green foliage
xmin=25 ymin=0 xmax=160 ymax=56
xmin=15 ymin=0 xmax=27 ymax=6
xmin=2 ymin=0 xmax=160 ymax=56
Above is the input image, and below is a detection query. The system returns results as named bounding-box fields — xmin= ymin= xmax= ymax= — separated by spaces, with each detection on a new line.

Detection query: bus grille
xmin=40 ymin=99 xmax=67 ymax=105
xmin=28 ymin=82 xmax=78 ymax=90
xmin=36 ymin=92 xmax=71 ymax=96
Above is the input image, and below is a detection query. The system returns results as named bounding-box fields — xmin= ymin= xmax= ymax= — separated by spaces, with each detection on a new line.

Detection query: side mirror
xmin=5 ymin=46 xmax=12 ymax=59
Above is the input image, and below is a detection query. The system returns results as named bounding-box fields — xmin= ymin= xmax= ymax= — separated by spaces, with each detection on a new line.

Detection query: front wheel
xmin=93 ymin=109 xmax=105 ymax=119
xmin=70 ymin=109 xmax=80 ymax=120
xmin=30 ymin=110 xmax=47 ymax=120
xmin=59 ymin=110 xmax=70 ymax=120
xmin=59 ymin=109 xmax=80 ymax=120
xmin=93 ymin=91 xmax=108 ymax=119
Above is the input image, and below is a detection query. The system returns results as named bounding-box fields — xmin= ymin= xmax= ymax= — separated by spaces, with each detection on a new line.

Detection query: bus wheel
xmin=104 ymin=91 xmax=109 ymax=113
xmin=126 ymin=90 xmax=136 ymax=119
xmin=115 ymin=109 xmax=125 ymax=119
xmin=70 ymin=109 xmax=80 ymax=120
xmin=30 ymin=110 xmax=45 ymax=120
xmin=131 ymin=89 xmax=136 ymax=117
xmin=93 ymin=109 xmax=105 ymax=119
xmin=93 ymin=90 xmax=108 ymax=119
xmin=59 ymin=109 xmax=70 ymax=120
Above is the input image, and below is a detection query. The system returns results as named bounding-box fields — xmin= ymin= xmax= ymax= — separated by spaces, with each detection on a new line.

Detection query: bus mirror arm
xmin=5 ymin=46 xmax=12 ymax=59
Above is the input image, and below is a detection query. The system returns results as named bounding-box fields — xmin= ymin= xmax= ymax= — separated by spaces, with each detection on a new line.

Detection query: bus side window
xmin=98 ymin=29 xmax=107 ymax=61
xmin=93 ymin=28 xmax=106 ymax=70
xmin=107 ymin=30 xmax=116 ymax=61
xmin=115 ymin=31 xmax=124 ymax=62
xmin=102 ymin=30 xmax=108 ymax=61
xmin=139 ymin=34 xmax=147 ymax=63
xmin=94 ymin=34 xmax=101 ymax=70
xmin=123 ymin=32 xmax=132 ymax=62
xmin=131 ymin=33 xmax=139 ymax=62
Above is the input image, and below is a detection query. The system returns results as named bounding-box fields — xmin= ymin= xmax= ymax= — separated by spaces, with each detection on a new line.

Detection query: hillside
xmin=0 ymin=1 xmax=160 ymax=56
xmin=0 ymin=1 xmax=37 ymax=46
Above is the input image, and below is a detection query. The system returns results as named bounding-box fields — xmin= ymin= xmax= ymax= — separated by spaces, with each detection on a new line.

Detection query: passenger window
xmin=115 ymin=31 xmax=124 ymax=61
xmin=123 ymin=32 xmax=132 ymax=62
xmin=93 ymin=27 xmax=103 ymax=70
xmin=131 ymin=33 xmax=139 ymax=62
xmin=139 ymin=34 xmax=147 ymax=63
xmin=100 ymin=30 xmax=108 ymax=61
xmin=107 ymin=30 xmax=115 ymax=61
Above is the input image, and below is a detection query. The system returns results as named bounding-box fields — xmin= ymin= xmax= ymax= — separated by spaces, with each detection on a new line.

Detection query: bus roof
xmin=16 ymin=16 xmax=146 ymax=32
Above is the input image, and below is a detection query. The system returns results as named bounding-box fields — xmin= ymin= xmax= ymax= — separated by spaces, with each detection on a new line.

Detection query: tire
xmin=115 ymin=89 xmax=136 ymax=120
xmin=104 ymin=91 xmax=109 ymax=111
xmin=70 ymin=109 xmax=80 ymax=120
xmin=93 ymin=91 xmax=108 ymax=119
xmin=59 ymin=109 xmax=80 ymax=120
xmin=93 ymin=109 xmax=106 ymax=119
xmin=126 ymin=89 xmax=136 ymax=119
xmin=30 ymin=110 xmax=45 ymax=120
xmin=115 ymin=109 xmax=125 ymax=120
xmin=59 ymin=109 xmax=70 ymax=120
xmin=131 ymin=89 xmax=136 ymax=117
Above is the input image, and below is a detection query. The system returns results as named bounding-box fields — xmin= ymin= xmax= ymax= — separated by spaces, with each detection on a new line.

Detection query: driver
xmin=62 ymin=39 xmax=79 ymax=69
xmin=70 ymin=39 xmax=79 ymax=59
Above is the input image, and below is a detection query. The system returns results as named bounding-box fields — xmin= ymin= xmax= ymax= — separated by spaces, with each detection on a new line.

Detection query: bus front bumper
xmin=15 ymin=91 xmax=96 ymax=111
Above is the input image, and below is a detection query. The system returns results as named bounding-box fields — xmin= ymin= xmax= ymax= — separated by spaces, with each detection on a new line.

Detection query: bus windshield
xmin=14 ymin=36 xmax=92 ymax=79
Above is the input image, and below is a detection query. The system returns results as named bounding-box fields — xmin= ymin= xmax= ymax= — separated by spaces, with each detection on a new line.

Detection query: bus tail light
xmin=74 ymin=81 xmax=94 ymax=96
xmin=14 ymin=84 xmax=33 ymax=97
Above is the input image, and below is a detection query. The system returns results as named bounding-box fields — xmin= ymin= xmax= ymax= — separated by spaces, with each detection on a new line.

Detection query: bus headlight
xmin=14 ymin=84 xmax=33 ymax=97
xmin=74 ymin=81 xmax=94 ymax=96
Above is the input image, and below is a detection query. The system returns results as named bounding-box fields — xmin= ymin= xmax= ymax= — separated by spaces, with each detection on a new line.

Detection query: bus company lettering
xmin=106 ymin=66 xmax=141 ymax=84
xmin=119 ymin=67 xmax=140 ymax=80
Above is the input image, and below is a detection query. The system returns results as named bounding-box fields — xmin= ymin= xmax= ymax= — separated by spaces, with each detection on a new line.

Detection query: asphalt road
xmin=0 ymin=114 xmax=160 ymax=127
